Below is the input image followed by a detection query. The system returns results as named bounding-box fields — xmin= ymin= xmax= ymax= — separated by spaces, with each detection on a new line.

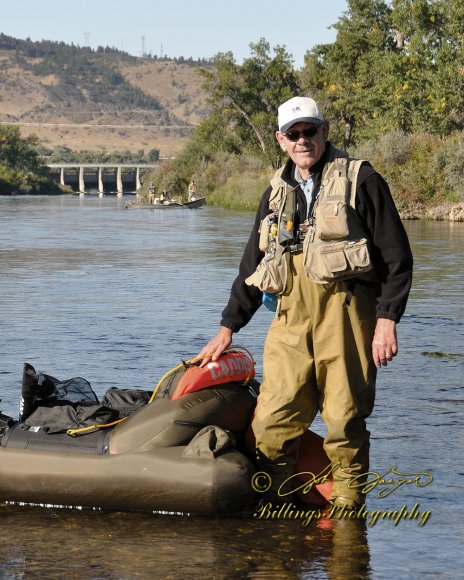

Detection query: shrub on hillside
xmin=197 ymin=154 xmax=264 ymax=195
xmin=144 ymin=150 xmax=265 ymax=202
xmin=351 ymin=131 xmax=412 ymax=170
xmin=207 ymin=170 xmax=270 ymax=210
xmin=352 ymin=131 xmax=463 ymax=208
xmin=434 ymin=133 xmax=464 ymax=202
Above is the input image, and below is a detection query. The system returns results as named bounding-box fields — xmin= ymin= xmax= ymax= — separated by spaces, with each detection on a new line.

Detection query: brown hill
xmin=0 ymin=47 xmax=210 ymax=157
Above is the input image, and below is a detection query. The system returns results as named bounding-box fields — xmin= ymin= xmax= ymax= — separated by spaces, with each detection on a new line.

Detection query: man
xmin=188 ymin=180 xmax=196 ymax=201
xmin=147 ymin=182 xmax=156 ymax=204
xmin=199 ymin=96 xmax=413 ymax=508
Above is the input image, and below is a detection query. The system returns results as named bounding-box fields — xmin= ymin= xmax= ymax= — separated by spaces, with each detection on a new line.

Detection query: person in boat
xmin=188 ymin=180 xmax=196 ymax=201
xmin=199 ymin=96 xmax=413 ymax=508
xmin=147 ymin=182 xmax=156 ymax=204
xmin=158 ymin=190 xmax=173 ymax=205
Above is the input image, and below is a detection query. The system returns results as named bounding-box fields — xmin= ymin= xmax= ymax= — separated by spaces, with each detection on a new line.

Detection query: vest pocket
xmin=316 ymin=243 xmax=347 ymax=279
xmin=306 ymin=238 xmax=372 ymax=282
xmin=315 ymin=197 xmax=349 ymax=240
xmin=344 ymin=239 xmax=371 ymax=271
xmin=321 ymin=174 xmax=349 ymax=197
xmin=259 ymin=213 xmax=275 ymax=252
xmin=245 ymin=251 xmax=287 ymax=294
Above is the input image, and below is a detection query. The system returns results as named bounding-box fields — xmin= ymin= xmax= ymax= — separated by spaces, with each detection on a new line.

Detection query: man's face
xmin=276 ymin=121 xmax=329 ymax=178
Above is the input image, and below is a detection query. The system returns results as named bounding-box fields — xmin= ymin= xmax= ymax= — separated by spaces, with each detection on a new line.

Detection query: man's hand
xmin=372 ymin=318 xmax=398 ymax=368
xmin=198 ymin=326 xmax=234 ymax=367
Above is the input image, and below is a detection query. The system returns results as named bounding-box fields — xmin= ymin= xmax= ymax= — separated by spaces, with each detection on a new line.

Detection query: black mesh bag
xmin=19 ymin=362 xmax=100 ymax=421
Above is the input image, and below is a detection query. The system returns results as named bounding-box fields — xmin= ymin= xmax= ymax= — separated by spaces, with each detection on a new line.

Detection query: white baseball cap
xmin=278 ymin=96 xmax=324 ymax=133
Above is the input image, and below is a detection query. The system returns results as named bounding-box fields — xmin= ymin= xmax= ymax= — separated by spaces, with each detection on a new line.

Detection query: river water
xmin=0 ymin=195 xmax=462 ymax=579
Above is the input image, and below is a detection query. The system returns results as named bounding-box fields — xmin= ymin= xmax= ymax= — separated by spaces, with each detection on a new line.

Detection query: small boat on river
xmin=0 ymin=352 xmax=332 ymax=514
xmin=126 ymin=197 xmax=206 ymax=210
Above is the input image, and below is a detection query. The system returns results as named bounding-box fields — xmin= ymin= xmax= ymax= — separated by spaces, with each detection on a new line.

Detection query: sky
xmin=2 ymin=0 xmax=348 ymax=69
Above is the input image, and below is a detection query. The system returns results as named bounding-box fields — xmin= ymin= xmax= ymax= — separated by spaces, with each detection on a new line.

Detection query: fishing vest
xmin=245 ymin=145 xmax=373 ymax=292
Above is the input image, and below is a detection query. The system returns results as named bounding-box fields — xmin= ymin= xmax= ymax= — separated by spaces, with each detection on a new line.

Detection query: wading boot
xmin=329 ymin=465 xmax=367 ymax=510
xmin=255 ymin=450 xmax=296 ymax=505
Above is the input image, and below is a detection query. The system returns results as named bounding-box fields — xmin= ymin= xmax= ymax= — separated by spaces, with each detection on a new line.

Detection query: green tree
xmin=198 ymin=39 xmax=300 ymax=166
xmin=0 ymin=125 xmax=49 ymax=194
xmin=388 ymin=0 xmax=446 ymax=133
xmin=147 ymin=148 xmax=160 ymax=162
xmin=300 ymin=0 xmax=464 ymax=144
xmin=430 ymin=0 xmax=464 ymax=131
xmin=301 ymin=0 xmax=394 ymax=145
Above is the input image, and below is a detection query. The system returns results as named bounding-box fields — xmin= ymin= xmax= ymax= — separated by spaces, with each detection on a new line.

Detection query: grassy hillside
xmin=0 ymin=34 xmax=210 ymax=157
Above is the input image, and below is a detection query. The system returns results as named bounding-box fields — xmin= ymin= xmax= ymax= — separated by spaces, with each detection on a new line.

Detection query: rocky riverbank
xmin=400 ymin=203 xmax=464 ymax=221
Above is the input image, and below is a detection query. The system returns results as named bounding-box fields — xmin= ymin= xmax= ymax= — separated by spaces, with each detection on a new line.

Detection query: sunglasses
xmin=284 ymin=126 xmax=320 ymax=141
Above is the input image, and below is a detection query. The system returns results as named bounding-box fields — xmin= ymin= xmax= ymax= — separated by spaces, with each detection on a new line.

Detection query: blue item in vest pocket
xmin=262 ymin=292 xmax=277 ymax=312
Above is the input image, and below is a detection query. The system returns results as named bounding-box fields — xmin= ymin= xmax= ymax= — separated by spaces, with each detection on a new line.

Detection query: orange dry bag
xmin=171 ymin=351 xmax=255 ymax=400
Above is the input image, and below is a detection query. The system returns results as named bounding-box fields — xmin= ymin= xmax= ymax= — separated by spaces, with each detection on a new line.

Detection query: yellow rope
xmin=66 ymin=345 xmax=255 ymax=436
xmin=67 ymin=417 xmax=127 ymax=436
xmin=231 ymin=344 xmax=256 ymax=384
xmin=147 ymin=359 xmax=190 ymax=403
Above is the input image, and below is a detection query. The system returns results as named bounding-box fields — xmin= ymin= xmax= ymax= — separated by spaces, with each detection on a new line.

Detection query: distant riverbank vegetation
xmin=0 ymin=125 xmax=62 ymax=195
xmin=145 ymin=0 xmax=464 ymax=218
xmin=0 ymin=125 xmax=160 ymax=194
xmin=37 ymin=145 xmax=160 ymax=165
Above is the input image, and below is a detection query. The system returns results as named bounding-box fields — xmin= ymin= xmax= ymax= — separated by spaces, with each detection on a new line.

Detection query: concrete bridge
xmin=47 ymin=163 xmax=160 ymax=195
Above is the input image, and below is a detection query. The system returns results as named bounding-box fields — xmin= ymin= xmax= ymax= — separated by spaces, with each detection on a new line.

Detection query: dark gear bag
xmin=101 ymin=387 xmax=152 ymax=417
xmin=19 ymin=362 xmax=99 ymax=421
xmin=19 ymin=364 xmax=153 ymax=435
xmin=24 ymin=401 xmax=119 ymax=434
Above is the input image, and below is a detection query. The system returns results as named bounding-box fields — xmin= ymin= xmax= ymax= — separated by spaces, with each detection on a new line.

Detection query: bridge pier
xmin=47 ymin=163 xmax=160 ymax=195
xmin=116 ymin=167 xmax=123 ymax=197
xmin=79 ymin=167 xmax=85 ymax=194
xmin=98 ymin=167 xmax=104 ymax=197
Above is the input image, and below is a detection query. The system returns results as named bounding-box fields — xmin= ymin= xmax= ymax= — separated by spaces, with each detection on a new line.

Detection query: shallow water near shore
xmin=0 ymin=196 xmax=462 ymax=578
